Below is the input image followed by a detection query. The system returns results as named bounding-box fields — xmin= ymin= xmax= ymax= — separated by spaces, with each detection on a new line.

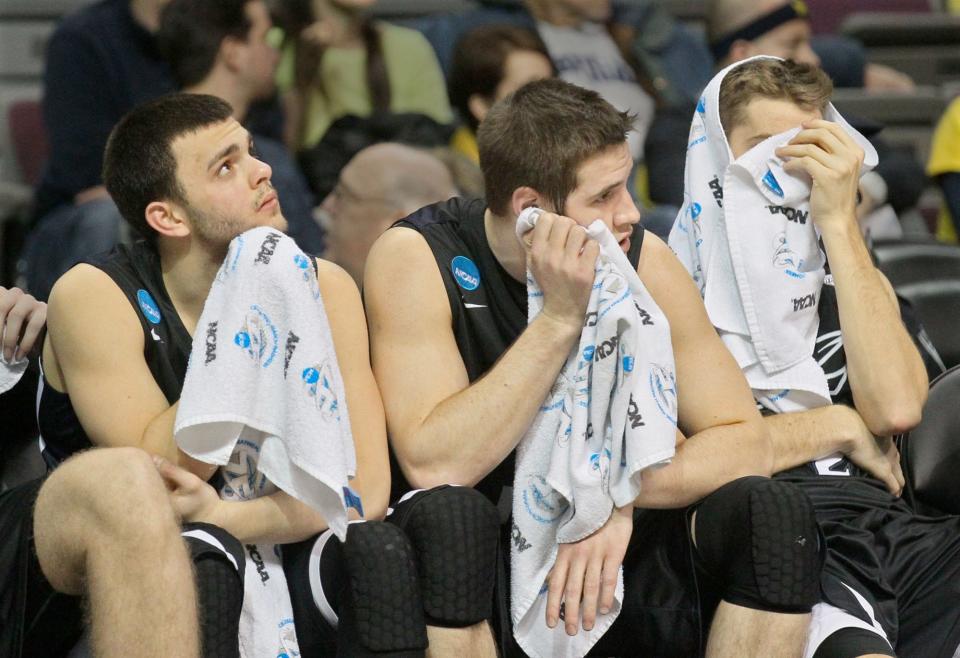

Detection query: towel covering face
xmin=668 ymin=56 xmax=878 ymax=413
xmin=510 ymin=208 xmax=676 ymax=658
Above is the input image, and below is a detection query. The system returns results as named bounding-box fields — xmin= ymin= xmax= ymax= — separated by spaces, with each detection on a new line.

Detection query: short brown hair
xmin=103 ymin=94 xmax=234 ymax=244
xmin=448 ymin=25 xmax=552 ymax=133
xmin=719 ymin=58 xmax=832 ymax=136
xmin=477 ymin=78 xmax=633 ymax=217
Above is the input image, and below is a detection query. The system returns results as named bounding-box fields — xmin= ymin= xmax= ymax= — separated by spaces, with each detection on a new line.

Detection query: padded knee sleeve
xmin=694 ymin=477 xmax=821 ymax=613
xmin=182 ymin=523 xmax=246 ymax=658
xmin=388 ymin=486 xmax=500 ymax=627
xmin=341 ymin=521 xmax=428 ymax=656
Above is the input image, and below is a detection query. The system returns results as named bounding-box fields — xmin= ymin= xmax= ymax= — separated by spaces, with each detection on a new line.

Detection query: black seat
xmin=895 ymin=280 xmax=960 ymax=369
xmin=901 ymin=365 xmax=960 ymax=515
xmin=873 ymin=240 xmax=960 ymax=288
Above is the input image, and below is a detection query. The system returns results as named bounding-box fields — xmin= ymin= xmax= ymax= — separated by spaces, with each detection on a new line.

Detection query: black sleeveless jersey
xmin=38 ymin=242 xmax=193 ymax=468
xmin=395 ymin=197 xmax=646 ymax=503
xmin=781 ymin=273 xmax=944 ymax=479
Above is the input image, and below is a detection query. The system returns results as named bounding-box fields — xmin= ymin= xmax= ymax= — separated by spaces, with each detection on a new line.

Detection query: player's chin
xmin=270 ymin=211 xmax=289 ymax=234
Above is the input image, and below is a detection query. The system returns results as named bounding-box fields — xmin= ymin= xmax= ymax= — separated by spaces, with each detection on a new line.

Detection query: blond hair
xmin=719 ymin=59 xmax=832 ymax=135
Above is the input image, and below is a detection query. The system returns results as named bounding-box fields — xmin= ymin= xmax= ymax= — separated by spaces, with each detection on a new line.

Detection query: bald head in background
xmin=708 ymin=0 xmax=820 ymax=67
xmin=320 ymin=143 xmax=458 ymax=285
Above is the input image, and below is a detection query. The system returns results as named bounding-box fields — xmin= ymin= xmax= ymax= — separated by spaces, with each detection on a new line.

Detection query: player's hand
xmin=153 ymin=455 xmax=223 ymax=524
xmin=839 ymin=405 xmax=904 ymax=496
xmin=523 ymin=211 xmax=600 ymax=332
xmin=546 ymin=504 xmax=632 ymax=635
xmin=0 ymin=286 xmax=47 ymax=362
xmin=776 ymin=120 xmax=864 ymax=233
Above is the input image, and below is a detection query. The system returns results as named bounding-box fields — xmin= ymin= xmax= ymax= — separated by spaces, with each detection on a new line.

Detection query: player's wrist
xmin=536 ymin=307 xmax=585 ymax=339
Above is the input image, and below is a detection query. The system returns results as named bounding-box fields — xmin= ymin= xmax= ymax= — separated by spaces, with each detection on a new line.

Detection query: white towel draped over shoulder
xmin=510 ymin=208 xmax=677 ymax=658
xmin=667 ymin=56 xmax=878 ymax=414
xmin=175 ymin=227 xmax=361 ymax=658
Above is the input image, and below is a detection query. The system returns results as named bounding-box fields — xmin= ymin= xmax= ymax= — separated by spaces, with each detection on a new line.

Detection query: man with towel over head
xmin=669 ymin=56 xmax=960 ymax=658
xmin=365 ymin=76 xmax=826 ymax=658
xmin=36 ymin=92 xmax=444 ymax=657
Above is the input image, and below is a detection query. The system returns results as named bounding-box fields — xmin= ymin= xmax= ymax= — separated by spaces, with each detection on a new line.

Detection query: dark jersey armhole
xmin=627 ymin=223 xmax=646 ymax=269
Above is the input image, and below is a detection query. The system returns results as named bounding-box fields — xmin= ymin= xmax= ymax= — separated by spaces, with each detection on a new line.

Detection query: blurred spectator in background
xmin=275 ymin=0 xmax=452 ymax=152
xmin=414 ymin=0 xmax=712 ymax=110
xmin=157 ymin=0 xmax=325 ymax=255
xmin=448 ymin=25 xmax=553 ymax=164
xmin=928 ymin=96 xmax=960 ymax=243
xmin=428 ymin=147 xmax=486 ymax=200
xmin=21 ymin=0 xmax=175 ymax=301
xmin=708 ymin=0 xmax=915 ymax=91
xmin=318 ymin=143 xmax=457 ymax=286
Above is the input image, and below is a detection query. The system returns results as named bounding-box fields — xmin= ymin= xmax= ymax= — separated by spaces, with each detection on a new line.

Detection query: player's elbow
xmin=864 ymin=403 xmax=923 ymax=437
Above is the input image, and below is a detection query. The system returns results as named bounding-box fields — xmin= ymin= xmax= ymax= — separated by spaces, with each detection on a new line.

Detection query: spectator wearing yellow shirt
xmin=928 ymin=96 xmax=960 ymax=242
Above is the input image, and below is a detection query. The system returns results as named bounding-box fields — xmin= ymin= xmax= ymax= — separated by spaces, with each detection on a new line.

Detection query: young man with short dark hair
xmin=157 ymin=0 xmax=324 ymax=255
xmin=366 ymin=77 xmax=823 ymax=657
xmin=33 ymin=92 xmax=430 ymax=657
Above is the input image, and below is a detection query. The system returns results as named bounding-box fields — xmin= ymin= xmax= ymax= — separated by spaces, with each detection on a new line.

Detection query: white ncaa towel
xmin=667 ymin=56 xmax=878 ymax=413
xmin=510 ymin=208 xmax=677 ymax=658
xmin=175 ymin=227 xmax=362 ymax=657
xmin=0 ymin=351 xmax=27 ymax=395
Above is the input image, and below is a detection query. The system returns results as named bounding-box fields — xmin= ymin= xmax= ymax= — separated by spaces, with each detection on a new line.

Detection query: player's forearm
xmin=633 ymin=418 xmax=773 ymax=508
xmin=821 ymin=222 xmax=927 ymax=434
xmin=398 ymin=313 xmax=581 ymax=489
xmin=766 ymin=406 xmax=856 ymax=474
xmin=140 ymin=402 xmax=218 ymax=480
xmin=215 ymin=491 xmax=330 ymax=545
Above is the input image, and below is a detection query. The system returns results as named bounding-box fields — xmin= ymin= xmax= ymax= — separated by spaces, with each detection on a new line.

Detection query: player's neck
xmin=484 ymin=208 xmax=526 ymax=283
xmin=157 ymin=241 xmax=225 ymax=335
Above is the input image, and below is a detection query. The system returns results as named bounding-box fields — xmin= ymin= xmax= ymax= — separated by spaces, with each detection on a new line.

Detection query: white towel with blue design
xmin=175 ymin=227 xmax=361 ymax=658
xmin=510 ymin=208 xmax=677 ymax=658
xmin=667 ymin=55 xmax=877 ymax=413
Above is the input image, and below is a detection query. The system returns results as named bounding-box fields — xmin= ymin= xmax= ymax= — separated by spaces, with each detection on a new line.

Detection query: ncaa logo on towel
xmin=234 ymin=304 xmax=280 ymax=367
xmin=293 ymin=253 xmax=321 ymax=299
xmin=302 ymin=359 xmax=340 ymax=419
xmin=451 ymin=256 xmax=481 ymax=291
xmin=136 ymin=289 xmax=162 ymax=325
xmin=762 ymin=169 xmax=785 ymax=198
xmin=772 ymin=232 xmax=806 ymax=279
xmin=649 ymin=364 xmax=678 ymax=424
xmin=696 ymin=96 xmax=706 ymax=114
xmin=523 ymin=474 xmax=568 ymax=524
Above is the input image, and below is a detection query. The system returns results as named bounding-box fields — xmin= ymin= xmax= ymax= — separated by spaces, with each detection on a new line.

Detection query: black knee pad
xmin=181 ymin=523 xmax=246 ymax=658
xmin=342 ymin=521 xmax=428 ymax=655
xmin=694 ymin=477 xmax=821 ymax=613
xmin=388 ymin=486 xmax=500 ymax=627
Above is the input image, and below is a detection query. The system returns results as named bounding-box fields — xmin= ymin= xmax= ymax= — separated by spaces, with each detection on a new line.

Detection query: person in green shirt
xmin=275 ymin=0 xmax=453 ymax=151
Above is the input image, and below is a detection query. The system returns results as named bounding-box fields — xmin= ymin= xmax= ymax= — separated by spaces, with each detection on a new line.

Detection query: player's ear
xmin=510 ymin=186 xmax=542 ymax=219
xmin=145 ymin=200 xmax=191 ymax=240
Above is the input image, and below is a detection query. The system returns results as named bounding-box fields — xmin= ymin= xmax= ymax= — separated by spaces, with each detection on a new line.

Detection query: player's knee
xmin=388 ymin=486 xmax=500 ymax=627
xmin=342 ymin=521 xmax=429 ymax=654
xmin=695 ymin=476 xmax=821 ymax=613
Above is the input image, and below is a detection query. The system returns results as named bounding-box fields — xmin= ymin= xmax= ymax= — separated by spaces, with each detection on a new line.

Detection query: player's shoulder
xmin=48 ymin=263 xmax=125 ymax=314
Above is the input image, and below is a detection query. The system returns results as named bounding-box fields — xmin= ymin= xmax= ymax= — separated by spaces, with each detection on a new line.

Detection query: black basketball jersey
xmin=37 ymin=242 xmax=193 ymax=467
xmin=395 ymin=197 xmax=646 ymax=503
xmin=782 ymin=272 xmax=945 ymax=479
